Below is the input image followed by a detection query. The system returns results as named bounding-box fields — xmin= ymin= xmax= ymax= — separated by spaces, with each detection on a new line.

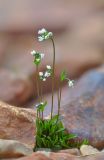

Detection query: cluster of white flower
xmin=39 ymin=65 xmax=52 ymax=81
xmin=31 ymin=50 xmax=44 ymax=58
xmin=68 ymin=80 xmax=74 ymax=87
xmin=38 ymin=28 xmax=53 ymax=42
xmin=31 ymin=50 xmax=44 ymax=65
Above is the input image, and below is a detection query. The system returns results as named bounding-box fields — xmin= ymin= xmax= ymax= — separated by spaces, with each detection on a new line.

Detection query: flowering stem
xmin=57 ymin=82 xmax=62 ymax=117
xmin=36 ymin=65 xmax=39 ymax=98
xmin=51 ymin=38 xmax=55 ymax=119
xmin=36 ymin=65 xmax=41 ymax=118
xmin=40 ymin=81 xmax=43 ymax=120
xmin=40 ymin=81 xmax=43 ymax=101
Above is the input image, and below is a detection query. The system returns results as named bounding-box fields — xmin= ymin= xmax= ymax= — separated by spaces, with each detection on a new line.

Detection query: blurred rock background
xmin=0 ymin=0 xmax=104 ymax=106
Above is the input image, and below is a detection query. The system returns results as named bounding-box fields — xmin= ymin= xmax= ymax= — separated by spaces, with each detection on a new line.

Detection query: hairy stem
xmin=51 ymin=38 xmax=55 ymax=119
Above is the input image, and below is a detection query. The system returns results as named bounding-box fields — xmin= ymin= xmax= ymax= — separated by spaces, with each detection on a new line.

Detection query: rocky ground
xmin=0 ymin=0 xmax=104 ymax=159
xmin=0 ymin=66 xmax=104 ymax=159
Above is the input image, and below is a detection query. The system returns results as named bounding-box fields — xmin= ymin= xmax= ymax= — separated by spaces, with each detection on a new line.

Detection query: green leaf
xmin=34 ymin=53 xmax=41 ymax=65
xmin=57 ymin=121 xmax=64 ymax=129
xmin=60 ymin=70 xmax=67 ymax=81
xmin=51 ymin=115 xmax=59 ymax=124
xmin=66 ymin=133 xmax=77 ymax=140
xmin=54 ymin=145 xmax=62 ymax=150
xmin=37 ymin=101 xmax=47 ymax=112
xmin=36 ymin=135 xmax=42 ymax=148
xmin=35 ymin=118 xmax=89 ymax=151
xmin=81 ymin=139 xmax=89 ymax=145
xmin=56 ymin=128 xmax=65 ymax=133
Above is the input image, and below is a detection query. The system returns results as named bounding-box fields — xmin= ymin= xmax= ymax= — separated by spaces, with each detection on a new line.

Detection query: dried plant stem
xmin=51 ymin=38 xmax=55 ymax=119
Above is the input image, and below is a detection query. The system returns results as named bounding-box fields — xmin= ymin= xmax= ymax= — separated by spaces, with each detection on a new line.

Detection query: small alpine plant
xmin=31 ymin=28 xmax=88 ymax=151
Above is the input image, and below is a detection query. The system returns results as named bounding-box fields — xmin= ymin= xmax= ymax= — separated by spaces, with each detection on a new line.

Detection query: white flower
xmin=38 ymin=28 xmax=53 ymax=41
xmin=31 ymin=51 xmax=44 ymax=61
xmin=45 ymin=32 xmax=53 ymax=40
xmin=68 ymin=80 xmax=74 ymax=87
xmin=39 ymin=72 xmax=43 ymax=76
xmin=44 ymin=71 xmax=50 ymax=78
xmin=48 ymin=32 xmax=53 ymax=37
xmin=35 ymin=103 xmax=39 ymax=108
xmin=46 ymin=65 xmax=51 ymax=70
xmin=36 ymin=102 xmax=44 ymax=108
xmin=40 ymin=53 xmax=44 ymax=59
xmin=31 ymin=50 xmax=36 ymax=56
xmin=38 ymin=28 xmax=47 ymax=35
xmin=38 ymin=36 xmax=44 ymax=42
xmin=43 ymin=78 xmax=46 ymax=81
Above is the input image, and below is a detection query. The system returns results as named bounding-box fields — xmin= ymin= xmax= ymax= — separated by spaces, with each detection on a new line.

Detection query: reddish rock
xmin=0 ymin=0 xmax=103 ymax=32
xmin=0 ymin=69 xmax=32 ymax=105
xmin=60 ymin=66 xmax=104 ymax=149
xmin=18 ymin=153 xmax=50 ymax=160
xmin=0 ymin=0 xmax=104 ymax=107
xmin=0 ymin=101 xmax=36 ymax=147
xmin=49 ymin=152 xmax=104 ymax=160
xmin=59 ymin=148 xmax=81 ymax=156
xmin=0 ymin=33 xmax=12 ymax=63
xmin=0 ymin=139 xmax=33 ymax=158
xmin=16 ymin=152 xmax=75 ymax=160
xmin=14 ymin=151 xmax=104 ymax=160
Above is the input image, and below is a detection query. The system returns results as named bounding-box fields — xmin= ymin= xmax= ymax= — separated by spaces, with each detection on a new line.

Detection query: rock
xmin=59 ymin=148 xmax=81 ymax=156
xmin=18 ymin=152 xmax=50 ymax=160
xmin=14 ymin=151 xmax=104 ymax=160
xmin=52 ymin=11 xmax=104 ymax=79
xmin=46 ymin=152 xmax=104 ymax=160
xmin=0 ymin=4 xmax=104 ymax=107
xmin=0 ymin=33 xmax=11 ymax=63
xmin=0 ymin=0 xmax=104 ymax=107
xmin=0 ymin=0 xmax=104 ymax=32
xmin=80 ymin=145 xmax=99 ymax=156
xmin=16 ymin=152 xmax=74 ymax=160
xmin=60 ymin=65 xmax=104 ymax=149
xmin=1 ymin=32 xmax=103 ymax=107
xmin=0 ymin=34 xmax=36 ymax=105
xmin=0 ymin=139 xmax=33 ymax=158
xmin=0 ymin=69 xmax=32 ymax=105
xmin=0 ymin=101 xmax=36 ymax=147
xmin=70 ymin=12 xmax=104 ymax=46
